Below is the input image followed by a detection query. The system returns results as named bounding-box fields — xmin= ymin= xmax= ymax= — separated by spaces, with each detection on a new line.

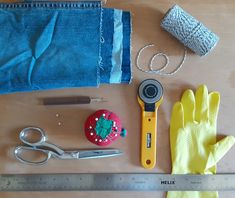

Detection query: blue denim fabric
xmin=109 ymin=9 xmax=123 ymax=84
xmin=98 ymin=8 xmax=132 ymax=84
xmin=0 ymin=1 xmax=132 ymax=94
xmin=121 ymin=11 xmax=132 ymax=83
xmin=100 ymin=8 xmax=114 ymax=84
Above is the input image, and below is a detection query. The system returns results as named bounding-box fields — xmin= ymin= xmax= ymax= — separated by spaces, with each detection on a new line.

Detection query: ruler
xmin=0 ymin=173 xmax=235 ymax=191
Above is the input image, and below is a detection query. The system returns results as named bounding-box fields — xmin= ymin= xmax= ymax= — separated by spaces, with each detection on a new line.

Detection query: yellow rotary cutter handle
xmin=137 ymin=79 xmax=163 ymax=169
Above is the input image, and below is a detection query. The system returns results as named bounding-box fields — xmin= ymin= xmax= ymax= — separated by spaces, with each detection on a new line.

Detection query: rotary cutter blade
xmin=137 ymin=79 xmax=163 ymax=169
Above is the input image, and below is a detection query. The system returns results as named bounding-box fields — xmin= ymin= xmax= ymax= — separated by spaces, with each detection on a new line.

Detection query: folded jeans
xmin=0 ymin=1 xmax=132 ymax=94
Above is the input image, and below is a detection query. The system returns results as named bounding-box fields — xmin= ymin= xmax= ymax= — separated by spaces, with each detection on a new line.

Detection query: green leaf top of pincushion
xmin=95 ymin=116 xmax=113 ymax=139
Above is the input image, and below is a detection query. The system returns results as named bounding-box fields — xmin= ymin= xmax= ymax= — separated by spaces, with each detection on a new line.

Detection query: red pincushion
xmin=84 ymin=109 xmax=125 ymax=146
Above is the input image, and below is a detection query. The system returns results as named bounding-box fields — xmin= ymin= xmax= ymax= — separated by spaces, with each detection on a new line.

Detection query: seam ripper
xmin=43 ymin=96 xmax=105 ymax=105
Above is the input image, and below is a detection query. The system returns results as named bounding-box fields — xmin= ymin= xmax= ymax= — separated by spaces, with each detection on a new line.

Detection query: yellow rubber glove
xmin=167 ymin=85 xmax=235 ymax=198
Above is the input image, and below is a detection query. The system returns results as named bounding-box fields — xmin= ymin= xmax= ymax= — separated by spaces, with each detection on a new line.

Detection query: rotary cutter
xmin=137 ymin=79 xmax=163 ymax=169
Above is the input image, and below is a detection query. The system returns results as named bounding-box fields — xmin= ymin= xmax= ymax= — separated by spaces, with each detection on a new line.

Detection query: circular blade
xmin=138 ymin=79 xmax=163 ymax=104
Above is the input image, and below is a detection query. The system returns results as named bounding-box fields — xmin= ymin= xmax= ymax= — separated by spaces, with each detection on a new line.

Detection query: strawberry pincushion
xmin=84 ymin=109 xmax=127 ymax=146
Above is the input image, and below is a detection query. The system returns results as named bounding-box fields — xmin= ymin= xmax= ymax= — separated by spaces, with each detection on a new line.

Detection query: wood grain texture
xmin=0 ymin=0 xmax=235 ymax=197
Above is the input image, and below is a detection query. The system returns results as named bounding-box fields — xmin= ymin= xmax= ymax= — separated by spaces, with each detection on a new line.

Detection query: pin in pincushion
xmin=84 ymin=109 xmax=127 ymax=146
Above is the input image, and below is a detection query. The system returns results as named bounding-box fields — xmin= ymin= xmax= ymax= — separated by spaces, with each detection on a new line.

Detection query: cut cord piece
xmin=136 ymin=44 xmax=187 ymax=76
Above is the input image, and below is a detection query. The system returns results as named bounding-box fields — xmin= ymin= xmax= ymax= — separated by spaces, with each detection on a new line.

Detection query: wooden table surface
xmin=0 ymin=0 xmax=235 ymax=197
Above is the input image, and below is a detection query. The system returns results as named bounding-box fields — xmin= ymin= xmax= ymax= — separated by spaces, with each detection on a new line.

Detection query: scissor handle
xmin=14 ymin=146 xmax=51 ymax=165
xmin=19 ymin=127 xmax=46 ymax=146
xmin=18 ymin=126 xmax=65 ymax=157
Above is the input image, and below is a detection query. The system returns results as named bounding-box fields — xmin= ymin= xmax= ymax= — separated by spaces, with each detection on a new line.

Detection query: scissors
xmin=14 ymin=127 xmax=123 ymax=165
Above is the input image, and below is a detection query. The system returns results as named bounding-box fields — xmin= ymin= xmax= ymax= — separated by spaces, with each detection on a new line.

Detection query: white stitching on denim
xmin=98 ymin=1 xmax=104 ymax=69
xmin=97 ymin=1 xmax=104 ymax=87
xmin=0 ymin=1 xmax=101 ymax=9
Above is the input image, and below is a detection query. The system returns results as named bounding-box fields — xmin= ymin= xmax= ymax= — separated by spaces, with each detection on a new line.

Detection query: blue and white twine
xmin=161 ymin=4 xmax=219 ymax=56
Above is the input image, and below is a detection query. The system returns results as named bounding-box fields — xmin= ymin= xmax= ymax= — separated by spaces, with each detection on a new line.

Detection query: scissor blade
xmin=78 ymin=149 xmax=123 ymax=159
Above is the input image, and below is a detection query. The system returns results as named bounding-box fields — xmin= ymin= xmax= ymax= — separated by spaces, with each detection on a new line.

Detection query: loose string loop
xmin=136 ymin=44 xmax=187 ymax=76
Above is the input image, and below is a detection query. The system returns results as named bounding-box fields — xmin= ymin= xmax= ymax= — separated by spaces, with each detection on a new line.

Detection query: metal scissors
xmin=14 ymin=127 xmax=122 ymax=165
